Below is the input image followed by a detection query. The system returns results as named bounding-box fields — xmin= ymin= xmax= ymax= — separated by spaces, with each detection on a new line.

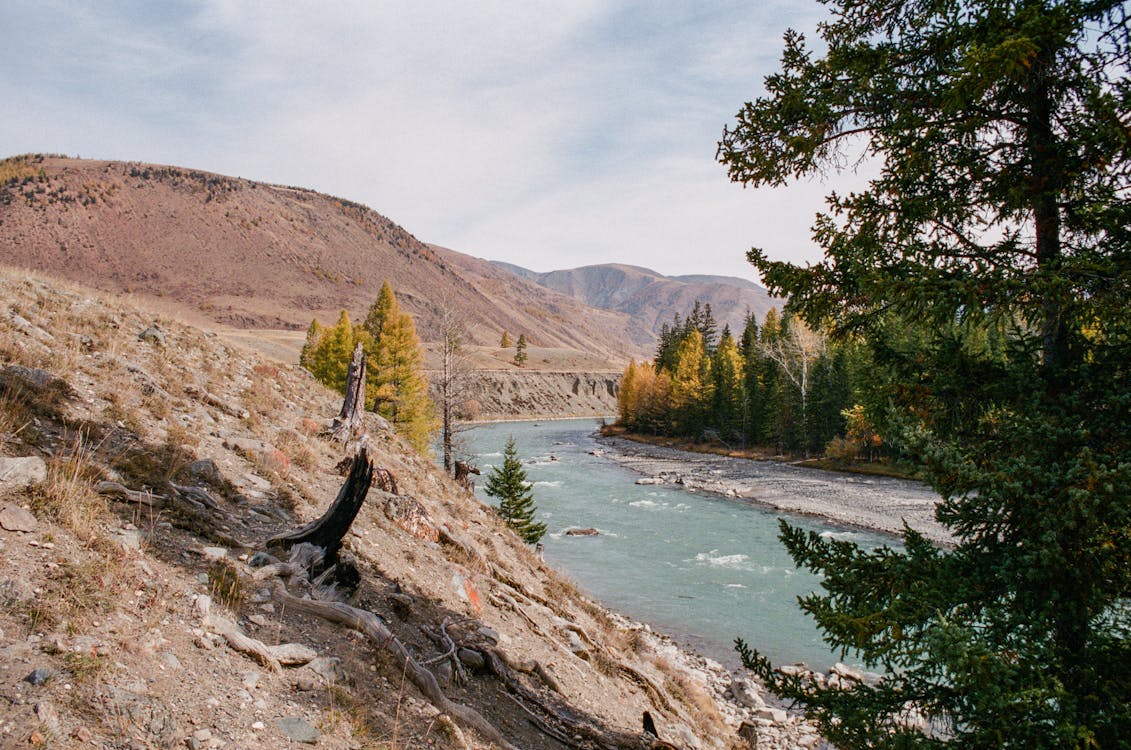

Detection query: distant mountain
xmin=489 ymin=261 xmax=779 ymax=348
xmin=0 ymin=155 xmax=636 ymax=360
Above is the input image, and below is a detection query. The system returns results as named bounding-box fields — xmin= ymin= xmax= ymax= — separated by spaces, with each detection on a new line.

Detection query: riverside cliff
xmin=450 ymin=370 xmax=620 ymax=421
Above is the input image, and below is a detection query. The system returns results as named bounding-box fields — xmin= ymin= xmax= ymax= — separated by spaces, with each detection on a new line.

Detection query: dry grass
xmin=30 ymin=437 xmax=109 ymax=541
xmin=24 ymin=545 xmax=127 ymax=635
xmin=273 ymin=428 xmax=317 ymax=471
xmin=207 ymin=558 xmax=243 ymax=610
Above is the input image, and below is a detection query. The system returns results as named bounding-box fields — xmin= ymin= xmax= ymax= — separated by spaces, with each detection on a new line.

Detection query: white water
xmin=462 ymin=419 xmax=896 ymax=671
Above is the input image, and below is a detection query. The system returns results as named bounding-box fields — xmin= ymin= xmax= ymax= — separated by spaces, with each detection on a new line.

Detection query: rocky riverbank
xmin=597 ymin=435 xmax=952 ymax=546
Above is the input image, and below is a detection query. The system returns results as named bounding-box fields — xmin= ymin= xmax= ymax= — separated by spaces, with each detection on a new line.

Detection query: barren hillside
xmin=0 ymin=268 xmax=817 ymax=749
xmin=0 ymin=155 xmax=636 ymax=362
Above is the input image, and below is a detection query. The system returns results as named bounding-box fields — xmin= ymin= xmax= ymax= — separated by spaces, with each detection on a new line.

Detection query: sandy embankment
xmin=598 ymin=436 xmax=953 ymax=546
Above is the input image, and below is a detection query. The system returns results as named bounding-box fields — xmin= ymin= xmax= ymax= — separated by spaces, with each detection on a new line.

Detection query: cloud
xmin=1 ymin=1 xmax=844 ymax=280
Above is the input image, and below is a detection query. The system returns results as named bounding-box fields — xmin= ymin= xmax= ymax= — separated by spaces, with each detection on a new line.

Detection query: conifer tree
xmin=500 ymin=330 xmax=512 ymax=348
xmin=484 ymin=437 xmax=546 ymax=544
xmin=299 ymin=318 xmax=323 ymax=371
xmin=721 ymin=1 xmax=1131 ymax=745
xmin=364 ymin=280 xmax=397 ymax=342
xmin=513 ymin=334 xmax=528 ymax=367
xmin=308 ymin=310 xmax=355 ymax=392
xmin=711 ymin=328 xmax=745 ymax=441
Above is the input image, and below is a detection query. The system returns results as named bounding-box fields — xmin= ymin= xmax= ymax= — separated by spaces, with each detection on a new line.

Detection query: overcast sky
xmin=1 ymin=1 xmax=856 ymax=281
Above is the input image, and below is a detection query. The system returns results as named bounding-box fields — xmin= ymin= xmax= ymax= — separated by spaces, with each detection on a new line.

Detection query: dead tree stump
xmin=266 ymin=449 xmax=373 ymax=570
xmin=330 ymin=342 xmax=366 ymax=443
xmin=454 ymin=461 xmax=480 ymax=491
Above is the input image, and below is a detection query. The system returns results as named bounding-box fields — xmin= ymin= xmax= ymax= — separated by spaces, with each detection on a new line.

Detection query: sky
xmin=1 ymin=1 xmax=858 ymax=281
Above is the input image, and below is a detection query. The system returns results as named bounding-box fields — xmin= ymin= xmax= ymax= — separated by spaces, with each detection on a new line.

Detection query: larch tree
xmin=720 ymin=1 xmax=1130 ymax=747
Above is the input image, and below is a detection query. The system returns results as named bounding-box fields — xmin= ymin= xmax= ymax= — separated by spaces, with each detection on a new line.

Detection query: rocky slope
xmin=0 ymin=154 xmax=635 ymax=360
xmin=0 ymin=268 xmax=820 ymax=749
xmin=491 ymin=262 xmax=778 ymax=348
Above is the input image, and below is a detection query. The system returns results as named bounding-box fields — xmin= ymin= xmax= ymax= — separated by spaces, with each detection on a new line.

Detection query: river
xmin=460 ymin=419 xmax=901 ymax=672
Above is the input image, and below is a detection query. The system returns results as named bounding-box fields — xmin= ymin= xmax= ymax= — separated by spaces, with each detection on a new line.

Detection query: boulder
xmin=137 ymin=324 xmax=166 ymax=347
xmin=0 ymin=456 xmax=47 ymax=495
xmin=384 ymin=496 xmax=440 ymax=542
xmin=564 ymin=527 xmax=599 ymax=536
xmin=0 ymin=504 xmax=38 ymax=532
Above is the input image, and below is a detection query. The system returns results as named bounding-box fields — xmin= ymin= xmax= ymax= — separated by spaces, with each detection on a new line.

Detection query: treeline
xmin=618 ymin=301 xmax=867 ymax=457
xmin=300 ymin=280 xmax=436 ymax=452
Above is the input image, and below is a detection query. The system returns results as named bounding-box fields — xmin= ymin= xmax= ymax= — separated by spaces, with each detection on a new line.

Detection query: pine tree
xmin=710 ymin=328 xmax=745 ymax=442
xmin=721 ymin=1 xmax=1131 ymax=745
xmin=484 ymin=437 xmax=546 ymax=545
xmin=363 ymin=280 xmax=396 ymax=342
xmin=513 ymin=334 xmax=528 ymax=367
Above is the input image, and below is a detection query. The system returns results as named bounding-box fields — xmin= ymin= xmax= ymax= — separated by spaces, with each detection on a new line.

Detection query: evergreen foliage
xmin=513 ymin=334 xmax=528 ymax=367
xmin=484 ymin=437 xmax=546 ymax=545
xmin=720 ymin=0 xmax=1131 ymax=746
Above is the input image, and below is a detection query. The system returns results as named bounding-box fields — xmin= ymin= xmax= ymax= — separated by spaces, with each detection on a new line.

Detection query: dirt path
xmin=598 ymin=436 xmax=953 ymax=546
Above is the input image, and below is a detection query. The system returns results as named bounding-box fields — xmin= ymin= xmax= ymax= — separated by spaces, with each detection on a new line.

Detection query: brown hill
xmin=492 ymin=262 xmax=779 ymax=348
xmin=0 ymin=155 xmax=637 ymax=362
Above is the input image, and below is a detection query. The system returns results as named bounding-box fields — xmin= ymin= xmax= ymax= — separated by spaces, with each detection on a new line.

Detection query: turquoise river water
xmin=461 ymin=419 xmax=894 ymax=671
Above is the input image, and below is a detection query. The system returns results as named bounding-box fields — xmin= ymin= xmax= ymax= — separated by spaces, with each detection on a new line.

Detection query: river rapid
xmin=461 ymin=419 xmax=926 ymax=672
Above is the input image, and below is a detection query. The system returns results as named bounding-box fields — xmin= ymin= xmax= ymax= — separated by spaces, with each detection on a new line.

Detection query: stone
xmin=193 ymin=729 xmax=213 ymax=742
xmin=138 ymin=324 xmax=166 ymax=347
xmin=564 ymin=527 xmax=599 ymax=536
xmin=0 ymin=503 xmax=38 ymax=532
xmin=186 ymin=459 xmax=225 ymax=486
xmin=730 ymin=676 xmax=765 ymax=709
xmin=242 ymin=672 xmax=260 ymax=690
xmin=25 ymin=667 xmax=53 ymax=685
xmin=0 ymin=365 xmax=69 ymax=396
xmin=276 ymin=717 xmax=320 ymax=744
xmin=476 ymin=626 xmax=500 ymax=644
xmin=754 ymin=706 xmax=788 ymax=724
xmin=159 ymin=653 xmax=181 ymax=670
xmin=383 ymin=496 xmax=440 ymax=542
xmin=35 ymin=701 xmax=60 ymax=733
xmin=201 ymin=546 xmax=227 ymax=561
xmin=0 ymin=457 xmax=47 ymax=497
xmin=457 ymin=648 xmax=485 ymax=671
xmin=267 ymin=643 xmax=317 ymax=666
xmin=305 ymin=656 xmax=345 ymax=684
xmin=112 ymin=529 xmax=142 ymax=550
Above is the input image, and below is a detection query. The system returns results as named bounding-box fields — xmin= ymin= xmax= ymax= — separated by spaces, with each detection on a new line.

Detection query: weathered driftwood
xmin=266 ymin=449 xmax=372 ymax=564
xmin=270 ymin=582 xmax=520 ymax=750
xmin=96 ymin=481 xmax=160 ymax=506
xmin=184 ymin=384 xmax=249 ymax=419
xmin=204 ymin=614 xmax=282 ymax=672
xmin=330 ymin=342 xmax=366 ymax=443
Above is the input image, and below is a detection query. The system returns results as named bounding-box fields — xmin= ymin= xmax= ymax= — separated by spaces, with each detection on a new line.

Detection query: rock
xmin=201 ymin=546 xmax=227 ymax=561
xmin=24 ymin=667 xmax=53 ymax=685
xmin=449 ymin=565 xmax=483 ymax=614
xmin=754 ymin=706 xmax=788 ymax=723
xmin=457 ymin=648 xmax=485 ymax=671
xmin=242 ymin=671 xmax=260 ymax=690
xmin=831 ymin=662 xmax=865 ymax=683
xmin=0 ymin=457 xmax=47 ymax=497
xmin=567 ymin=632 xmax=588 ymax=657
xmin=193 ymin=728 xmax=212 ymax=742
xmin=276 ymin=717 xmax=320 ymax=744
xmin=267 ymin=643 xmax=317 ymax=666
xmin=477 ymin=626 xmax=500 ymax=644
xmin=0 ymin=503 xmax=38 ymax=532
xmin=305 ymin=656 xmax=345 ymax=684
xmin=158 ymin=653 xmax=181 ymax=670
xmin=434 ymin=660 xmax=453 ymax=687
xmin=564 ymin=527 xmax=599 ymax=536
xmin=383 ymin=496 xmax=439 ymax=542
xmin=730 ymin=676 xmax=765 ymax=709
xmin=112 ymin=529 xmax=142 ymax=550
xmin=0 ymin=365 xmax=69 ymax=396
xmin=186 ymin=459 xmax=225 ymax=486
xmin=778 ymin=663 xmax=809 ymax=677
xmin=635 ymin=477 xmax=664 ymax=485
xmin=96 ymin=687 xmax=180 ymax=747
xmin=41 ymin=716 xmax=72 ymax=745
xmin=138 ymin=324 xmax=166 ymax=347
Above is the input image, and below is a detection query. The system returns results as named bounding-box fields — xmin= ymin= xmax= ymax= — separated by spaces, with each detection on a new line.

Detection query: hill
xmin=488 ymin=262 xmax=778 ymax=348
xmin=0 ymin=155 xmax=636 ymax=362
xmin=0 ymin=268 xmax=818 ymax=748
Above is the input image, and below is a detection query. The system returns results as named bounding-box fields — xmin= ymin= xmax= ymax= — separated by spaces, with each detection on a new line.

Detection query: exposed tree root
xmin=270 ymin=582 xmax=520 ymax=750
